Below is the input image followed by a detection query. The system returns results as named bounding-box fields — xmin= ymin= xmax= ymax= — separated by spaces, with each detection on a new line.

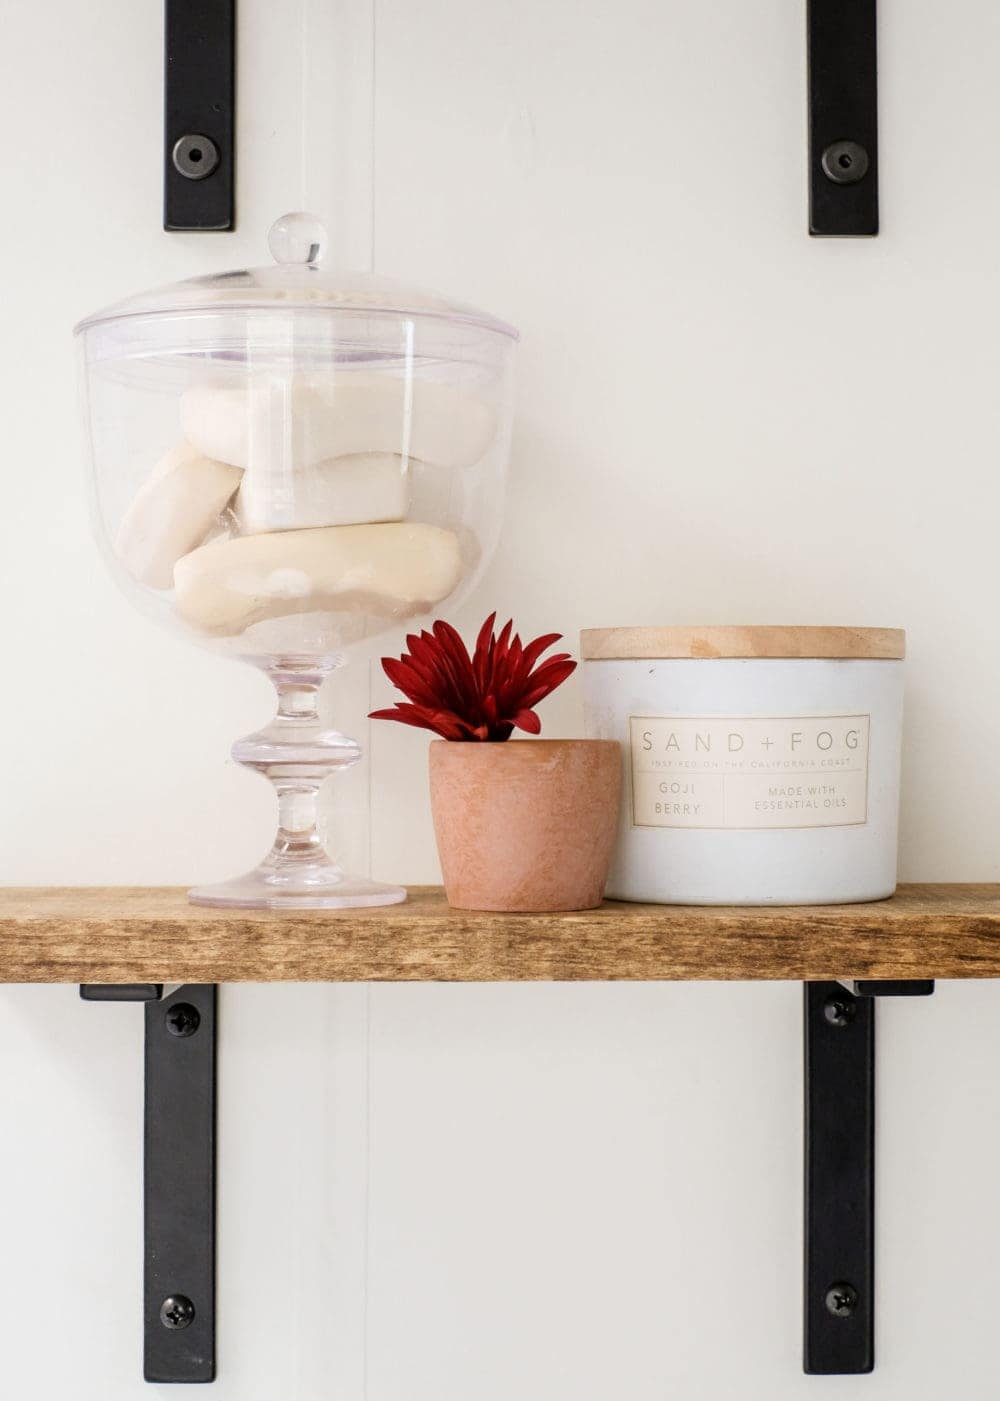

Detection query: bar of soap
xmin=234 ymin=453 xmax=408 ymax=533
xmin=173 ymin=522 xmax=463 ymax=635
xmin=116 ymin=443 xmax=242 ymax=590
xmin=180 ymin=374 xmax=496 ymax=473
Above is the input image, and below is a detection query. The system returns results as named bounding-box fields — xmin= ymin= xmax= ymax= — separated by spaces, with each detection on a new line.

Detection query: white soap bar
xmin=173 ymin=522 xmax=463 ymax=635
xmin=234 ymin=452 xmax=408 ymax=534
xmin=180 ymin=374 xmax=496 ymax=473
xmin=116 ymin=443 xmax=242 ymax=590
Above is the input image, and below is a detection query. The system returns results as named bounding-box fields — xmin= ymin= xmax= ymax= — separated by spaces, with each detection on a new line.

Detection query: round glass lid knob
xmin=267 ymin=211 xmax=328 ymax=266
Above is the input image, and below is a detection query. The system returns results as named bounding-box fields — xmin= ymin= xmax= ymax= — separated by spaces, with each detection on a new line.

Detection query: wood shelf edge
xmin=0 ymin=884 xmax=999 ymax=985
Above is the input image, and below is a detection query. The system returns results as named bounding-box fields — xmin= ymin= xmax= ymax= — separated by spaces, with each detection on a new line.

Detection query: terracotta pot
xmin=428 ymin=739 xmax=622 ymax=912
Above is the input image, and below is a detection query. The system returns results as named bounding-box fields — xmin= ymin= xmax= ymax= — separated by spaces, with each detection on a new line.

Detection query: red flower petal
xmin=521 ymin=632 xmax=563 ymax=669
xmin=370 ymin=614 xmax=577 ymax=741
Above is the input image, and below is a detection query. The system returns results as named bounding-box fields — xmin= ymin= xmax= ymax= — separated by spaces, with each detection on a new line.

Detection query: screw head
xmin=172 ymin=133 xmax=220 ymax=181
xmin=160 ymin=1295 xmax=196 ymax=1330
xmin=825 ymin=1283 xmax=859 ymax=1317
xmin=165 ymin=1003 xmax=201 ymax=1038
xmin=823 ymin=994 xmax=856 ymax=1027
xmin=821 ymin=140 xmax=870 ymax=185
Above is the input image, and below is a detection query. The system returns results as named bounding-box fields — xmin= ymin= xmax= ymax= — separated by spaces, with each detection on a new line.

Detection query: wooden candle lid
xmin=580 ymin=626 xmax=906 ymax=661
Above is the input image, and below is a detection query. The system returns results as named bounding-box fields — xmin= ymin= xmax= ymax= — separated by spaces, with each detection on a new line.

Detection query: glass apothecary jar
xmin=76 ymin=213 xmax=518 ymax=908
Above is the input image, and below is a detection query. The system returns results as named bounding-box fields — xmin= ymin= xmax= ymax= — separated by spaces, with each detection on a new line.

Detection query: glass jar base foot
xmin=188 ymin=867 xmax=407 ymax=910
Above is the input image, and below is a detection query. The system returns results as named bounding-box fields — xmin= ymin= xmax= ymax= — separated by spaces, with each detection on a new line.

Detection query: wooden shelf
xmin=1 ymin=884 xmax=999 ymax=984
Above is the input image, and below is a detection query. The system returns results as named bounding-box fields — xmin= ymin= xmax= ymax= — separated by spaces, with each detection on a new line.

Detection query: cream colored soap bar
xmin=173 ymin=522 xmax=463 ymax=635
xmin=181 ymin=374 xmax=496 ymax=473
xmin=234 ymin=452 xmax=408 ymax=534
xmin=116 ymin=443 xmax=242 ymax=590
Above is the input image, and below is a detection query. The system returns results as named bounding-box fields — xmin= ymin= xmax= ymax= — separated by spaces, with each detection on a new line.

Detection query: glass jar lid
xmin=74 ymin=211 xmax=518 ymax=340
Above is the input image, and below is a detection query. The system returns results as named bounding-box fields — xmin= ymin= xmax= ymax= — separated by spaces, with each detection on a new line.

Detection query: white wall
xmin=2 ymin=0 xmax=999 ymax=1397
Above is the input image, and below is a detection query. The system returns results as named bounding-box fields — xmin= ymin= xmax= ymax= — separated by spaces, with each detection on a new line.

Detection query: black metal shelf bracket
xmin=80 ymin=984 xmax=163 ymax=1002
xmin=804 ymin=978 xmax=933 ymax=1375
xmin=81 ymin=983 xmax=217 ymax=1384
xmin=807 ymin=0 xmax=878 ymax=236
xmin=164 ymin=0 xmax=235 ymax=231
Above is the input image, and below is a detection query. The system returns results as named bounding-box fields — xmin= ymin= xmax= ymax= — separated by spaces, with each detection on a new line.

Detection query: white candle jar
xmin=581 ymin=627 xmax=905 ymax=906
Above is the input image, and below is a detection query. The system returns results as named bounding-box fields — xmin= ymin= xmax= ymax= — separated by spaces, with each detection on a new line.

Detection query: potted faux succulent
xmin=371 ymin=614 xmax=621 ymax=911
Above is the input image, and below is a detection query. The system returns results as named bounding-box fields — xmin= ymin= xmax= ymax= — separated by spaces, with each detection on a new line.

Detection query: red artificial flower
xmin=369 ymin=613 xmax=577 ymax=741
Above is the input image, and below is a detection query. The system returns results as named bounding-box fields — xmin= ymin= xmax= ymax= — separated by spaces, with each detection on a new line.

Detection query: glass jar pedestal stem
xmin=188 ymin=668 xmax=405 ymax=910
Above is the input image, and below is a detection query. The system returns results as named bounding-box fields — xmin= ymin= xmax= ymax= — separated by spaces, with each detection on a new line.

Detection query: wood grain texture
xmin=0 ymin=885 xmax=999 ymax=984
xmin=579 ymin=625 xmax=905 ymax=660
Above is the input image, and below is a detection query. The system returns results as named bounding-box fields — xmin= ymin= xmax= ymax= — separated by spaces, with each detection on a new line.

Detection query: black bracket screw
xmin=821 ymin=140 xmax=870 ymax=185
xmin=825 ymin=1283 xmax=859 ymax=1318
xmin=172 ymin=133 xmax=220 ymax=181
xmin=160 ymin=1295 xmax=196 ymax=1331
xmin=165 ymin=1003 xmax=201 ymax=1038
xmin=822 ymin=993 xmax=856 ymax=1027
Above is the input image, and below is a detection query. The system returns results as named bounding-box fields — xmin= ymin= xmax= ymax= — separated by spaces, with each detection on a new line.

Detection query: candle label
xmin=628 ymin=714 xmax=870 ymax=829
